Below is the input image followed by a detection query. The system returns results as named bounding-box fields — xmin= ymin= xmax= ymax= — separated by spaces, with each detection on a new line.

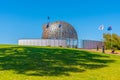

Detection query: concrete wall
xmin=82 ymin=40 xmax=103 ymax=49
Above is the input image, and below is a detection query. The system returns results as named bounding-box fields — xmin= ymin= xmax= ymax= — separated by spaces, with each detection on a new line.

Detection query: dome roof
xmin=42 ymin=21 xmax=78 ymax=40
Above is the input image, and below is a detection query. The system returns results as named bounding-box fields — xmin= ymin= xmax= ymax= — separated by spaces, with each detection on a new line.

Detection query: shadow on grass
xmin=0 ymin=46 xmax=115 ymax=76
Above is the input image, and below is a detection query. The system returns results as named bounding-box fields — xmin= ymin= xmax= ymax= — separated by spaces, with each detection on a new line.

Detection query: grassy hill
xmin=0 ymin=45 xmax=120 ymax=80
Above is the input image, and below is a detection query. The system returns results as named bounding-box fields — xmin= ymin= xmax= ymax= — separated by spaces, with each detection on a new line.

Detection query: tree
xmin=103 ymin=33 xmax=120 ymax=50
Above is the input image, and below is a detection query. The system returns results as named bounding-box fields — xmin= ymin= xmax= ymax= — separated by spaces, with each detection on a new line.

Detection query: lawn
xmin=0 ymin=45 xmax=120 ymax=80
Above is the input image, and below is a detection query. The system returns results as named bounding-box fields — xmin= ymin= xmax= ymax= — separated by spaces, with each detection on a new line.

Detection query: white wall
xmin=18 ymin=39 xmax=66 ymax=47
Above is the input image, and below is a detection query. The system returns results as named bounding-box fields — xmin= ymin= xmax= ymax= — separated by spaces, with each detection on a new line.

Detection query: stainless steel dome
xmin=42 ymin=21 xmax=78 ymax=48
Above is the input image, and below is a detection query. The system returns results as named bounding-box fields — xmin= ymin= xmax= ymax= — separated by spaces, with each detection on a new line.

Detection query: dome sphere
xmin=42 ymin=21 xmax=78 ymax=40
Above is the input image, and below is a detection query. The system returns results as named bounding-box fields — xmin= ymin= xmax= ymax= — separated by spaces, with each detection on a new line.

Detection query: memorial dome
xmin=42 ymin=21 xmax=78 ymax=48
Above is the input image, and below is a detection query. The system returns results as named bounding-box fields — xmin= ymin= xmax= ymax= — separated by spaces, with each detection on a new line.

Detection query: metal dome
xmin=42 ymin=21 xmax=78 ymax=48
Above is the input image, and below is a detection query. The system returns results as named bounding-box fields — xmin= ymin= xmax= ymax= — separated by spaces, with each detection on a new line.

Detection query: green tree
xmin=103 ymin=33 xmax=120 ymax=50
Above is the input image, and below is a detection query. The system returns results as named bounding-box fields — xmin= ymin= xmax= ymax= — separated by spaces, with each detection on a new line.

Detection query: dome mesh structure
xmin=42 ymin=21 xmax=78 ymax=48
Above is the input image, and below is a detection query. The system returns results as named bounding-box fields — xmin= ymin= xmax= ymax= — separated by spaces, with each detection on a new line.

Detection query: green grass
xmin=0 ymin=45 xmax=120 ymax=80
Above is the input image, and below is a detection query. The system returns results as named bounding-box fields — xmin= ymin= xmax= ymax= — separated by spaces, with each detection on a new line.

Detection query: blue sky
xmin=0 ymin=0 xmax=120 ymax=44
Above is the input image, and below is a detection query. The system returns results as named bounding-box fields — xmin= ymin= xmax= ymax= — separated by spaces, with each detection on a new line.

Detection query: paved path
xmin=80 ymin=49 xmax=120 ymax=55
